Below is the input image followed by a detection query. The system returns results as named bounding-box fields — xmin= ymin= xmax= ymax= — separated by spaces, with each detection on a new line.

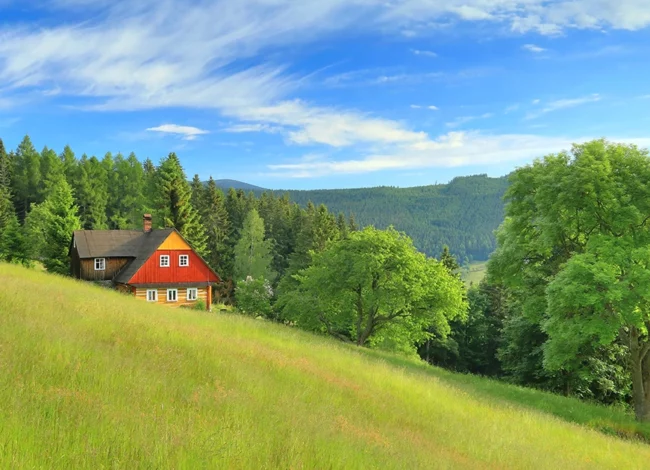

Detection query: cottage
xmin=69 ymin=214 xmax=220 ymax=310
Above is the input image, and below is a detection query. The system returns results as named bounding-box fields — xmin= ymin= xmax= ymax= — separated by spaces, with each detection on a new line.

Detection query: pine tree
xmin=201 ymin=177 xmax=232 ymax=276
xmin=0 ymin=139 xmax=13 ymax=233
xmin=0 ymin=138 xmax=10 ymax=189
xmin=233 ymin=208 xmax=274 ymax=282
xmin=190 ymin=174 xmax=204 ymax=213
xmin=440 ymin=245 xmax=460 ymax=277
xmin=12 ymin=135 xmax=42 ymax=221
xmin=59 ymin=145 xmax=77 ymax=187
xmin=111 ymin=153 xmax=144 ymax=228
xmin=348 ymin=213 xmax=358 ymax=232
xmin=142 ymin=158 xmax=158 ymax=218
xmin=76 ymin=156 xmax=108 ymax=229
xmin=26 ymin=175 xmax=81 ymax=274
xmin=155 ymin=153 xmax=208 ymax=256
xmin=40 ymin=146 xmax=63 ymax=190
xmin=337 ymin=212 xmax=349 ymax=239
xmin=0 ymin=212 xmax=30 ymax=265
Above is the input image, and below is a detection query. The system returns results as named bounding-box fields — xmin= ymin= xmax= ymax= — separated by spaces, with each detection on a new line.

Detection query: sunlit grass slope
xmin=1 ymin=263 xmax=649 ymax=469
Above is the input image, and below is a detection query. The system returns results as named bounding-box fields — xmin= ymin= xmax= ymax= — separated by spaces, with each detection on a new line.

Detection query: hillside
xmin=278 ymin=175 xmax=508 ymax=260
xmin=1 ymin=264 xmax=649 ymax=468
xmin=214 ymin=179 xmax=267 ymax=192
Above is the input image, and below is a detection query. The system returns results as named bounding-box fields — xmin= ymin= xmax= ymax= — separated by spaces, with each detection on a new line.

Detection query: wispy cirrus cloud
xmin=526 ymin=94 xmax=602 ymax=119
xmin=266 ymin=133 xmax=650 ymax=178
xmin=411 ymin=48 xmax=437 ymax=57
xmin=446 ymin=113 xmax=494 ymax=128
xmin=0 ymin=0 xmax=649 ymax=180
xmin=522 ymin=44 xmax=546 ymax=53
xmin=146 ymin=124 xmax=209 ymax=140
xmin=410 ymin=104 xmax=439 ymax=110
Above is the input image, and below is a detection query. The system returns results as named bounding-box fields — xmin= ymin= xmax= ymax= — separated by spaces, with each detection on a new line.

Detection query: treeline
xmin=282 ymin=174 xmax=508 ymax=261
xmin=0 ymin=135 xmax=468 ymax=357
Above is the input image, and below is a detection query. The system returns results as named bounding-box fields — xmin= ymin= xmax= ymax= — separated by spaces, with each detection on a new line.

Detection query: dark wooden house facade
xmin=69 ymin=215 xmax=220 ymax=310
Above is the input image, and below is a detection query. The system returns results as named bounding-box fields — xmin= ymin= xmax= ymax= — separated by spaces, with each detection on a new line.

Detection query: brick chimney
xmin=143 ymin=214 xmax=153 ymax=233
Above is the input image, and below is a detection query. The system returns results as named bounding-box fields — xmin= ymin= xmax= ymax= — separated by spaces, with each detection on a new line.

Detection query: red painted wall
xmin=128 ymin=250 xmax=220 ymax=284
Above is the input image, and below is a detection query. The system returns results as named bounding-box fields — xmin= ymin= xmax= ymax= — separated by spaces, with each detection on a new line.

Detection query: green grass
xmin=1 ymin=263 xmax=649 ymax=469
xmin=462 ymin=261 xmax=488 ymax=287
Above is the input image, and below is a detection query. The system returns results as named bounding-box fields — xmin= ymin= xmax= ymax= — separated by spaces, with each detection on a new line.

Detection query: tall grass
xmin=1 ymin=263 xmax=649 ymax=469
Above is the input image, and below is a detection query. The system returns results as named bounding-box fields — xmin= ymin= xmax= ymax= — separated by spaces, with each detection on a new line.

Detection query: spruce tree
xmin=26 ymin=175 xmax=80 ymax=274
xmin=201 ymin=177 xmax=232 ymax=276
xmin=59 ymin=145 xmax=77 ymax=187
xmin=12 ymin=135 xmax=42 ymax=221
xmin=0 ymin=212 xmax=30 ymax=265
xmin=0 ymin=139 xmax=13 ymax=233
xmin=0 ymin=138 xmax=10 ymax=189
xmin=155 ymin=153 xmax=208 ymax=256
xmin=233 ymin=208 xmax=274 ymax=282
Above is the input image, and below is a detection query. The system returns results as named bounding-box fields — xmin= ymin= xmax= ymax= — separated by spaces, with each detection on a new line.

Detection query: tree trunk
xmin=629 ymin=327 xmax=650 ymax=422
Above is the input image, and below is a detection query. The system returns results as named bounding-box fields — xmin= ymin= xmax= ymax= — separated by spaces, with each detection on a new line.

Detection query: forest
xmin=268 ymin=175 xmax=508 ymax=262
xmin=1 ymin=135 xmax=650 ymax=422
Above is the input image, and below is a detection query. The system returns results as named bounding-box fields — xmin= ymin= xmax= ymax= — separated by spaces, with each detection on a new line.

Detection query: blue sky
xmin=1 ymin=1 xmax=650 ymax=189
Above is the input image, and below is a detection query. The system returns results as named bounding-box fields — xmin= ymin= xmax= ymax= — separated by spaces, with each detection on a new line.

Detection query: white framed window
xmin=167 ymin=289 xmax=178 ymax=302
xmin=160 ymin=255 xmax=170 ymax=268
xmin=146 ymin=289 xmax=158 ymax=302
xmin=187 ymin=288 xmax=198 ymax=301
xmin=94 ymin=258 xmax=106 ymax=271
xmin=179 ymin=254 xmax=189 ymax=267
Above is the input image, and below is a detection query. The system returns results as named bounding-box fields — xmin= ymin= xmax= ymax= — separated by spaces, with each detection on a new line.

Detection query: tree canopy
xmin=490 ymin=139 xmax=650 ymax=421
xmin=281 ymin=226 xmax=467 ymax=352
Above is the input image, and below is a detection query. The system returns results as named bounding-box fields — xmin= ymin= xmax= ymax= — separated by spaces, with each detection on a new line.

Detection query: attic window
xmin=179 ymin=255 xmax=189 ymax=267
xmin=94 ymin=258 xmax=105 ymax=271
xmin=160 ymin=255 xmax=170 ymax=268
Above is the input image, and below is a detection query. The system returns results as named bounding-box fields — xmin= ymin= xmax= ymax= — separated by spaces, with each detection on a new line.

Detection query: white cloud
xmin=522 ymin=44 xmax=546 ymax=53
xmin=0 ymin=0 xmax=648 ymax=179
xmin=267 ymin=133 xmax=650 ymax=178
xmin=446 ymin=113 xmax=494 ymax=128
xmin=411 ymin=48 xmax=437 ymax=58
xmin=532 ymin=99 xmax=541 ymax=104
xmin=504 ymin=104 xmax=519 ymax=113
xmin=526 ymin=94 xmax=602 ymax=119
xmin=223 ymin=123 xmax=282 ymax=134
xmin=146 ymin=124 xmax=209 ymax=140
xmin=411 ymin=104 xmax=439 ymax=110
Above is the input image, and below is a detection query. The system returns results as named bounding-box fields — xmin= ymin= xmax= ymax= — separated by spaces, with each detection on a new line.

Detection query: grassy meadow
xmin=462 ymin=261 xmax=488 ymax=287
xmin=1 ymin=263 xmax=649 ymax=469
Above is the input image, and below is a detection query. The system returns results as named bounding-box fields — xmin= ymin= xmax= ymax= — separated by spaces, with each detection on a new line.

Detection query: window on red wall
xmin=179 ymin=254 xmax=189 ymax=267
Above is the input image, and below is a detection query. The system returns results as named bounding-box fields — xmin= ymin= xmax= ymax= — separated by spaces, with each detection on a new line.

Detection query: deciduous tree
xmin=282 ymin=226 xmax=467 ymax=350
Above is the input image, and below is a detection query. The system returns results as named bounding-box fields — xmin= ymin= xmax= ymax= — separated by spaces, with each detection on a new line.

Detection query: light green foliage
xmin=155 ymin=153 xmax=208 ymax=257
xmin=233 ymin=209 xmax=274 ymax=282
xmin=491 ymin=139 xmax=650 ymax=420
xmin=283 ymin=226 xmax=467 ymax=350
xmin=236 ymin=277 xmax=273 ymax=318
xmin=25 ymin=175 xmax=80 ymax=274
xmin=2 ymin=263 xmax=650 ymax=468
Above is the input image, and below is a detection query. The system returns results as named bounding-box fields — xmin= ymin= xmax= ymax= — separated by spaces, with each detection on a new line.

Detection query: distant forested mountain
xmin=277 ymin=175 xmax=508 ymax=261
xmin=213 ymin=179 xmax=266 ymax=192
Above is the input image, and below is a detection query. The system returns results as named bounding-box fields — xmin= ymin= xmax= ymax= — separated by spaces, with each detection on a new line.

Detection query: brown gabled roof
xmin=72 ymin=230 xmax=143 ymax=258
xmin=72 ymin=227 xmax=220 ymax=286
xmin=113 ymin=229 xmax=174 ymax=284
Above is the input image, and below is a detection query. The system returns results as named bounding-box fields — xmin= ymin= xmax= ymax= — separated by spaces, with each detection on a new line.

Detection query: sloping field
xmin=1 ymin=263 xmax=648 ymax=469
